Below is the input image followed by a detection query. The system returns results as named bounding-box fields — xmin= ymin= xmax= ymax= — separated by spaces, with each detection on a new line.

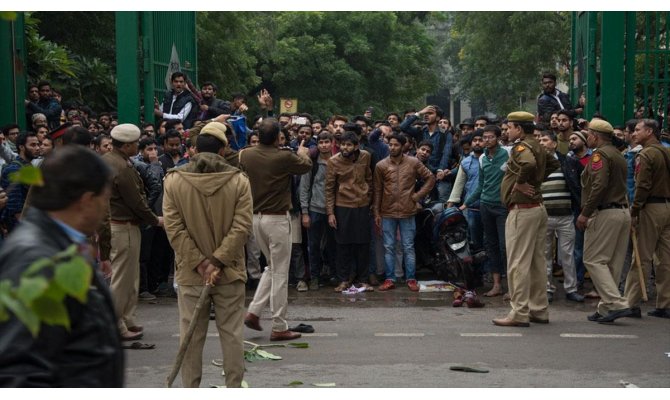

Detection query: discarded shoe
xmin=289 ymin=323 xmax=315 ymax=333
xmin=464 ymin=291 xmax=485 ymax=308
xmin=122 ymin=341 xmax=155 ymax=350
xmin=449 ymin=365 xmax=489 ymax=373
xmin=270 ymin=330 xmax=301 ymax=341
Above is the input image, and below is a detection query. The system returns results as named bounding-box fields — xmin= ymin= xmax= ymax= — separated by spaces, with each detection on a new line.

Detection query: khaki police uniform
xmin=624 ymin=142 xmax=670 ymax=310
xmin=239 ymin=143 xmax=311 ymax=333
xmin=103 ymin=124 xmax=159 ymax=336
xmin=581 ymin=120 xmax=631 ymax=315
xmin=499 ymin=112 xmax=560 ymax=324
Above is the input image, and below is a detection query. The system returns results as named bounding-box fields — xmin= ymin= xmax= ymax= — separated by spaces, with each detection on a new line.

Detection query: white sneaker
xmin=296 ymin=280 xmax=308 ymax=292
xmin=139 ymin=291 xmax=157 ymax=301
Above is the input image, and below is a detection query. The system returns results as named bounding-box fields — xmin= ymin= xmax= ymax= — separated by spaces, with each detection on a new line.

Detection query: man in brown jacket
xmin=577 ymin=119 xmax=634 ymax=323
xmin=103 ymin=124 xmax=163 ymax=341
xmin=163 ymin=122 xmax=252 ymax=387
xmin=624 ymin=119 xmax=670 ymax=319
xmin=325 ymin=131 xmax=374 ymax=292
xmin=373 ymin=133 xmax=435 ymax=292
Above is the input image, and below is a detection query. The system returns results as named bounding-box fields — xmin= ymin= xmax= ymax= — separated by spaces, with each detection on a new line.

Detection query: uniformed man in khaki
xmin=576 ymin=119 xmax=634 ymax=323
xmin=623 ymin=119 xmax=670 ymax=319
xmin=104 ymin=124 xmax=163 ymax=340
xmin=239 ymin=118 xmax=312 ymax=341
xmin=493 ymin=111 xmax=560 ymax=327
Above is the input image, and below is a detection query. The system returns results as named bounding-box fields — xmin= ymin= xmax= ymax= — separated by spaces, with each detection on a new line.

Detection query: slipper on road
xmin=289 ymin=323 xmax=315 ymax=333
xmin=122 ymin=341 xmax=155 ymax=350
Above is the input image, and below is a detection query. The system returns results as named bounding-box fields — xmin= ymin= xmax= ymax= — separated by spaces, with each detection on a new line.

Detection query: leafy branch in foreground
xmin=0 ymin=245 xmax=92 ymax=337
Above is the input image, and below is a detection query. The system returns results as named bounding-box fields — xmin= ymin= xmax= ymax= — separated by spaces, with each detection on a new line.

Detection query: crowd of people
xmin=0 ymin=71 xmax=669 ymax=387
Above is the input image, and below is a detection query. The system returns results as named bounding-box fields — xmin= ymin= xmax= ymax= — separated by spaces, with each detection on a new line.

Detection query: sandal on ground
xmin=122 ymin=341 xmax=155 ymax=350
xmin=289 ymin=323 xmax=315 ymax=333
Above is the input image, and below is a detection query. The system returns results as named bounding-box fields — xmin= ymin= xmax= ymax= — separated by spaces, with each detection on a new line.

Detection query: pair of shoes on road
xmin=296 ymin=280 xmax=308 ymax=292
xmin=308 ymin=279 xmax=319 ymax=291
xmin=587 ymin=308 xmax=634 ymax=323
xmin=378 ymin=279 xmax=395 ymax=291
xmin=647 ymin=308 xmax=670 ymax=319
xmin=565 ymin=291 xmax=585 ymax=302
xmin=138 ymin=291 xmax=156 ymax=301
xmin=270 ymin=330 xmax=301 ymax=341
xmin=244 ymin=312 xmax=263 ymax=331
xmin=289 ymin=323 xmax=314 ymax=333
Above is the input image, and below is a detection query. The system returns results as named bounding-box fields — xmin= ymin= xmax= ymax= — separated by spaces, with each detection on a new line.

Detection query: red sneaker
xmin=407 ymin=279 xmax=420 ymax=292
xmin=378 ymin=279 xmax=396 ymax=291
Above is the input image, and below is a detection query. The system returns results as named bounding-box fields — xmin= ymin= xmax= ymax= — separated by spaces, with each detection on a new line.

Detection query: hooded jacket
xmin=162 ymin=152 xmax=253 ymax=286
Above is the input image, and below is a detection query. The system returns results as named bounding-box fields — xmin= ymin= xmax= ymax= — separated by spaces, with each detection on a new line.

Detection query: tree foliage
xmin=25 ymin=12 xmax=117 ymax=112
xmin=442 ymin=12 xmax=571 ymax=115
xmin=197 ymin=12 xmax=439 ymax=119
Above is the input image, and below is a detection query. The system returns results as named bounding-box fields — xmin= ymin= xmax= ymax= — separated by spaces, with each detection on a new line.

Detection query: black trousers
xmin=336 ymin=243 xmax=370 ymax=284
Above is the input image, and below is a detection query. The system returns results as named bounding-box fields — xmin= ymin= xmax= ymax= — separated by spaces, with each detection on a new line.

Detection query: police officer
xmin=104 ymin=124 xmax=163 ymax=341
xmin=623 ymin=119 xmax=670 ymax=319
xmin=493 ymin=111 xmax=560 ymax=327
xmin=239 ymin=118 xmax=312 ymax=341
xmin=576 ymin=119 xmax=633 ymax=323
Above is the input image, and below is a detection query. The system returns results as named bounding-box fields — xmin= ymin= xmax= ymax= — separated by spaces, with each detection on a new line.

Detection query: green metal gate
xmin=571 ymin=12 xmax=669 ymax=130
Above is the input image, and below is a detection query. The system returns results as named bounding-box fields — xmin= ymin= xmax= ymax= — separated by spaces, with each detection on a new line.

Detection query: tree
xmin=196 ymin=12 xmax=440 ymax=119
xmin=442 ymin=12 xmax=571 ymax=115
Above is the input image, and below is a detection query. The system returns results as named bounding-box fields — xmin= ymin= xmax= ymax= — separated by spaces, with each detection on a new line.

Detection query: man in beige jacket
xmin=163 ymin=122 xmax=253 ymax=388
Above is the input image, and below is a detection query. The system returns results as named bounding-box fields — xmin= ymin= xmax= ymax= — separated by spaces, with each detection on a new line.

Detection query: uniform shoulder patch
xmin=591 ymin=152 xmax=603 ymax=171
xmin=515 ymin=145 xmax=526 ymax=152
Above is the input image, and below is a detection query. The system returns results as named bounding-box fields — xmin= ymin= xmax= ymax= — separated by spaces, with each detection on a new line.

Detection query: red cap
xmin=49 ymin=122 xmax=72 ymax=140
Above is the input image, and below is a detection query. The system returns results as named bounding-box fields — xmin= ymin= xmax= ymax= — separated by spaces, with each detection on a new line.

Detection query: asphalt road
xmin=123 ymin=280 xmax=670 ymax=389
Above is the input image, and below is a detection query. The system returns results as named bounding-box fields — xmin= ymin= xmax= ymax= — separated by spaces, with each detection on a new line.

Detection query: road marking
xmin=302 ymin=333 xmax=338 ymax=337
xmin=460 ymin=333 xmax=523 ymax=337
xmin=560 ymin=333 xmax=638 ymax=339
xmin=172 ymin=333 xmax=220 ymax=337
xmin=374 ymin=333 xmax=425 ymax=337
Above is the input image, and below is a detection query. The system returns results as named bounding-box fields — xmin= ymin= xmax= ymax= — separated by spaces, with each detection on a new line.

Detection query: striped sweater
xmin=541 ymin=155 xmax=572 ymax=216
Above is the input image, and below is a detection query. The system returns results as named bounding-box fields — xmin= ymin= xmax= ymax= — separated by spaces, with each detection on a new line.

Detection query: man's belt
xmin=597 ymin=203 xmax=626 ymax=210
xmin=647 ymin=196 xmax=670 ymax=204
xmin=110 ymin=219 xmax=139 ymax=225
xmin=508 ymin=203 xmax=541 ymax=211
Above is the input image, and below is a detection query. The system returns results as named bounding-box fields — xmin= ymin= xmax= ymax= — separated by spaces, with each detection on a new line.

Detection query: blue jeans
xmin=467 ymin=208 xmax=484 ymax=251
xmin=307 ymin=211 xmax=336 ymax=281
xmin=437 ymin=180 xmax=453 ymax=203
xmin=480 ymin=202 xmax=508 ymax=275
xmin=382 ymin=217 xmax=417 ymax=281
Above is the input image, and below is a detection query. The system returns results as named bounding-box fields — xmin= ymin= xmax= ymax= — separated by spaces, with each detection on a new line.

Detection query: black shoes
xmin=647 ymin=308 xmax=670 ymax=319
xmin=587 ymin=312 xmax=603 ymax=322
xmin=597 ymin=308 xmax=634 ymax=323
xmin=629 ymin=307 xmax=642 ymax=318
xmin=566 ymin=292 xmax=585 ymax=302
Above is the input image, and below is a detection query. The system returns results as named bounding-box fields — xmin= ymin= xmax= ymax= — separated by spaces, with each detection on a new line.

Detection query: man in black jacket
xmin=154 ymin=72 xmax=198 ymax=129
xmin=0 ymin=146 xmax=124 ymax=387
xmin=197 ymin=82 xmax=231 ymax=121
xmin=537 ymin=72 xmax=575 ymax=125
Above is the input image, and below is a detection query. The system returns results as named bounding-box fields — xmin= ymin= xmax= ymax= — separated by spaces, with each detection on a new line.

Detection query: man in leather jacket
xmin=0 ymin=146 xmax=124 ymax=387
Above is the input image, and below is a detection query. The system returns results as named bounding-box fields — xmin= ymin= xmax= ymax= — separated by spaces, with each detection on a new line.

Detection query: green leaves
xmin=54 ymin=256 xmax=91 ymax=303
xmin=0 ymin=246 xmax=92 ymax=337
xmin=9 ymin=165 xmax=44 ymax=187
